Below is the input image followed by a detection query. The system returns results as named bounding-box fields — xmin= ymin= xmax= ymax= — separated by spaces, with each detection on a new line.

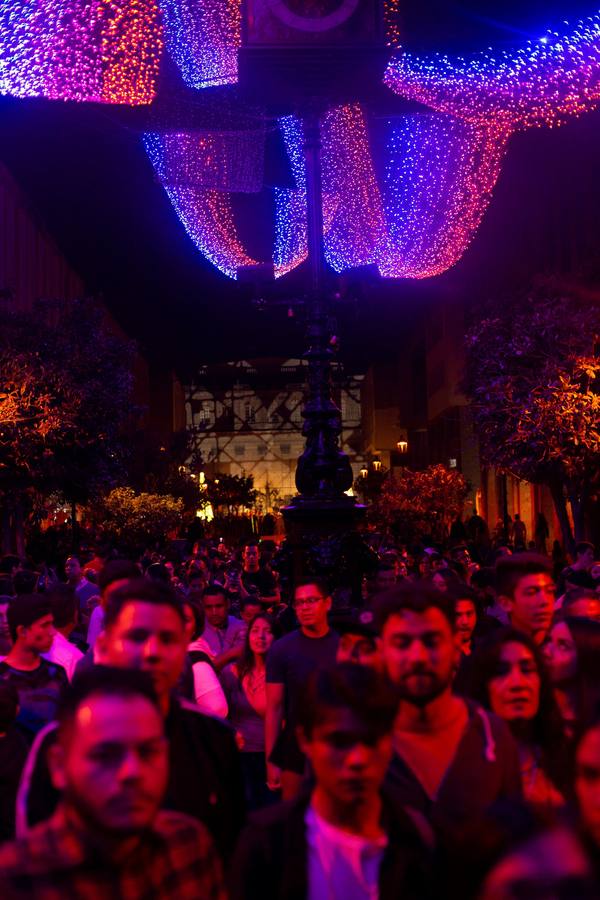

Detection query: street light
xmin=372 ymin=456 xmax=382 ymax=472
xmin=396 ymin=440 xmax=408 ymax=454
xmin=359 ymin=465 xmax=368 ymax=479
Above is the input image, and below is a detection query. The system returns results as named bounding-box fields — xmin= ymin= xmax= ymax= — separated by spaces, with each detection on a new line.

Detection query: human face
xmin=543 ymin=621 xmax=577 ymax=685
xmin=488 ymin=641 xmax=540 ymax=723
xmin=64 ymin=557 xmax=81 ymax=582
xmin=293 ymin=584 xmax=331 ymax=632
xmin=579 ymin=548 xmax=595 ymax=568
xmin=381 ymin=608 xmax=460 ymax=706
xmin=203 ymin=594 xmax=228 ymax=629
xmin=503 ymin=573 xmax=555 ymax=642
xmin=431 ymin=572 xmax=448 ymax=592
xmin=241 ymin=602 xmax=262 ymax=624
xmin=50 ymin=694 xmax=167 ymax=834
xmin=243 ymin=546 xmax=260 ymax=572
xmin=181 ymin=603 xmax=197 ymax=643
xmin=248 ymin=617 xmax=274 ymax=656
xmin=336 ymin=633 xmax=381 ymax=669
xmin=455 ymin=600 xmax=477 ymax=646
xmin=299 ymin=707 xmax=393 ymax=808
xmin=99 ymin=602 xmax=187 ymax=699
xmin=20 ymin=614 xmax=55 ymax=653
xmin=576 ymin=725 xmax=600 ymax=845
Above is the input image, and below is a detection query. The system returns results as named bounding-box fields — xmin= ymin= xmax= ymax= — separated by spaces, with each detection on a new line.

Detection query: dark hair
xmin=560 ymin=617 xmax=600 ymax=734
xmin=13 ymin=570 xmax=38 ymax=595
xmin=6 ymin=594 xmax=52 ymax=642
xmin=203 ymin=583 xmax=228 ymax=602
xmin=374 ymin=583 xmax=454 ymax=633
xmin=565 ymin=571 xmax=596 ymax=590
xmin=297 ymin=663 xmax=400 ymax=739
xmin=495 ymin=554 xmax=553 ymax=599
xmin=447 ymin=584 xmax=481 ymax=621
xmin=182 ymin=600 xmax=205 ymax=641
xmin=575 ymin=542 xmax=595 ymax=558
xmin=58 ymin=667 xmax=160 ymax=737
xmin=470 ymin=627 xmax=566 ymax=788
xmin=428 ymin=569 xmax=462 ymax=591
xmin=104 ymin=578 xmax=185 ymax=629
xmin=240 ymin=595 xmax=262 ymax=611
xmin=0 ymin=681 xmax=19 ymax=731
xmin=237 ymin=613 xmax=276 ymax=681
xmin=294 ymin=577 xmax=330 ymax=598
xmin=45 ymin=584 xmax=78 ymax=629
xmin=97 ymin=560 xmax=140 ymax=595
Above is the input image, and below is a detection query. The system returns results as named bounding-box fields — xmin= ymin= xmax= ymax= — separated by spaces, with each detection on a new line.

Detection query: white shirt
xmin=192 ymin=661 xmax=228 ymax=718
xmin=86 ymin=604 xmax=105 ymax=649
xmin=305 ymin=806 xmax=387 ymax=900
xmin=42 ymin=632 xmax=84 ymax=682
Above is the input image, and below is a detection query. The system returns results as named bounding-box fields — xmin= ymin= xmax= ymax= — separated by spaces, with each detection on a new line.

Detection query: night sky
xmin=0 ymin=0 xmax=598 ymax=373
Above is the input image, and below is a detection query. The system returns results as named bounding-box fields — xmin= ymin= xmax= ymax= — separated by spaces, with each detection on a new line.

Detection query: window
xmin=279 ymin=443 xmax=291 ymax=456
xmin=234 ymin=445 xmax=246 ymax=457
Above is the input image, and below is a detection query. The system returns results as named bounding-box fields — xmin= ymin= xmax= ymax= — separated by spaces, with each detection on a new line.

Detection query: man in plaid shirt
xmin=0 ymin=668 xmax=225 ymax=899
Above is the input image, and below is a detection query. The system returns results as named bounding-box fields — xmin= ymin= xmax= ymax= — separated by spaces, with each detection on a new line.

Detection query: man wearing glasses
xmin=265 ymin=579 xmax=339 ymax=800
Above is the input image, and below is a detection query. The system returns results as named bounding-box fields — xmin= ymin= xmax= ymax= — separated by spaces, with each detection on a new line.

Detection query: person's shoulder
xmin=154 ymin=808 xmax=215 ymax=846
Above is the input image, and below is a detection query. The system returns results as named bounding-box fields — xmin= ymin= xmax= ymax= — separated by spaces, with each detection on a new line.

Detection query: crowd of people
xmin=0 ymin=530 xmax=598 ymax=897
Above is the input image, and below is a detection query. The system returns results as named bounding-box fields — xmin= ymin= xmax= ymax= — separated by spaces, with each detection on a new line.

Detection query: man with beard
xmin=0 ymin=668 xmax=225 ymax=898
xmin=377 ymin=585 xmax=521 ymax=895
xmin=17 ymin=579 xmax=244 ymax=860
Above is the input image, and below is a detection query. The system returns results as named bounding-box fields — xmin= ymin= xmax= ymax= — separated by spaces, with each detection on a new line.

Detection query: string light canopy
xmin=384 ymin=13 xmax=600 ymax=131
xmin=0 ymin=0 xmax=163 ymax=104
xmin=160 ymin=0 xmax=241 ymax=89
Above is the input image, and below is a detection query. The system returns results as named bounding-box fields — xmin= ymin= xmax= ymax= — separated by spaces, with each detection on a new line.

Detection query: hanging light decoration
xmin=160 ymin=0 xmax=241 ymax=88
xmin=384 ymin=13 xmax=600 ymax=130
xmin=0 ymin=0 xmax=163 ymax=104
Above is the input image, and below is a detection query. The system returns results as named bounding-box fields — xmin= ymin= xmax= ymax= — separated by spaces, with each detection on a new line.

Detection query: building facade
xmin=185 ymin=358 xmax=365 ymax=509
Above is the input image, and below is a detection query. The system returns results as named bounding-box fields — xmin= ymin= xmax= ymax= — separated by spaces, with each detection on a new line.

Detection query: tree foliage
xmin=370 ymin=465 xmax=468 ymax=542
xmin=205 ymin=473 xmax=257 ymax=515
xmin=86 ymin=487 xmax=184 ymax=550
xmin=462 ymin=280 xmax=600 ymax=545
xmin=0 ymin=298 xmax=136 ymax=516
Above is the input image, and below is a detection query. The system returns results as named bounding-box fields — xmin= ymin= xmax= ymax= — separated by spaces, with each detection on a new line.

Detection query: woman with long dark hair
xmin=543 ymin=616 xmax=600 ymax=739
xmin=471 ymin=627 xmax=567 ymax=814
xmin=221 ymin=612 xmax=276 ymax=809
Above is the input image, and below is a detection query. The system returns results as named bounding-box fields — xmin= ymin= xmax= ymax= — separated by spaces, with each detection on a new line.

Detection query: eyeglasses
xmin=293 ymin=596 xmax=324 ymax=608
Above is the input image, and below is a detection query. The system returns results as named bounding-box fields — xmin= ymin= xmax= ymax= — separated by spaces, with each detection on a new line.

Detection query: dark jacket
xmin=385 ymin=701 xmax=522 ymax=831
xmin=17 ymin=695 xmax=245 ymax=860
xmin=386 ymin=700 xmax=522 ymax=898
xmin=230 ymin=790 xmax=432 ymax=900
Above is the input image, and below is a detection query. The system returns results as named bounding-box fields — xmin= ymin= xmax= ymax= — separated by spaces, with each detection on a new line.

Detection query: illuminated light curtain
xmin=274 ymin=116 xmax=307 ymax=279
xmin=377 ymin=115 xmax=510 ymax=278
xmin=384 ymin=13 xmax=600 ymax=130
xmin=0 ymin=0 xmax=162 ymax=104
xmin=143 ymin=129 xmax=265 ymax=192
xmin=321 ymin=104 xmax=386 ymax=274
xmin=144 ymin=132 xmax=258 ymax=278
xmin=160 ymin=0 xmax=241 ymax=88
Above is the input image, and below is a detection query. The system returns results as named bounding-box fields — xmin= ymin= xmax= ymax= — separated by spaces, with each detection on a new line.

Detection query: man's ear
xmin=47 ymin=741 xmax=67 ymax=792
xmin=498 ymin=594 xmax=514 ymax=614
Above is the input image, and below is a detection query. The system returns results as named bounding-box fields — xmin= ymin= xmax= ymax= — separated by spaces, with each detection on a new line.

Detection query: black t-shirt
xmin=0 ymin=660 xmax=67 ymax=744
xmin=241 ymin=568 xmax=277 ymax=597
xmin=266 ymin=629 xmax=339 ymax=731
xmin=0 ymin=727 xmax=28 ymax=840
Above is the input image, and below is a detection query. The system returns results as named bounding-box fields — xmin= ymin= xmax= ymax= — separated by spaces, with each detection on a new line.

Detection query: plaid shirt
xmin=0 ymin=804 xmax=226 ymax=900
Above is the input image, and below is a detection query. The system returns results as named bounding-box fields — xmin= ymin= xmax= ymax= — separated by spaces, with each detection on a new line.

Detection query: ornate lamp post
xmin=238 ymin=1 xmax=388 ymax=589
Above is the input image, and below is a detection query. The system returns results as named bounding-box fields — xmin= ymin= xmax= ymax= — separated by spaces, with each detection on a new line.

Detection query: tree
xmin=205 ymin=473 xmax=257 ymax=516
xmin=462 ymin=279 xmax=600 ymax=549
xmin=370 ymin=465 xmax=468 ymax=543
xmin=0 ymin=298 xmax=137 ymax=553
xmin=85 ymin=487 xmax=184 ymax=552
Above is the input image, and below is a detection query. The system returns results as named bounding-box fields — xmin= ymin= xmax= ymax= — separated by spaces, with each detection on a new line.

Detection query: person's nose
xmin=506 ymin=665 xmax=526 ymax=690
xmin=143 ymin=635 xmax=161 ymax=660
xmin=346 ymin=742 xmax=370 ymax=770
xmin=406 ymin=640 xmax=428 ymax=664
xmin=117 ymin=749 xmax=142 ymax=783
